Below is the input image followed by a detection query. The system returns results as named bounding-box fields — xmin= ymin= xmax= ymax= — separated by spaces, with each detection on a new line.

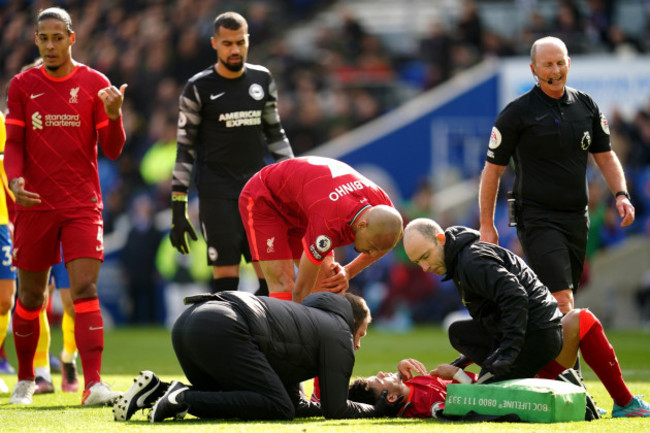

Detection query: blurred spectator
xmin=419 ymin=20 xmax=453 ymax=88
xmin=456 ymin=0 xmax=483 ymax=52
xmin=554 ymin=0 xmax=588 ymax=53
xmin=637 ymin=269 xmax=650 ymax=327
xmin=339 ymin=7 xmax=367 ymax=58
xmin=586 ymin=177 xmax=608 ymax=260
xmin=585 ymin=0 xmax=614 ymax=46
xmin=119 ymin=193 xmax=165 ymax=324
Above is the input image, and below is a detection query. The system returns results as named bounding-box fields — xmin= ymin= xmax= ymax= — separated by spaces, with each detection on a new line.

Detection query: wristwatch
xmin=615 ymin=191 xmax=631 ymax=201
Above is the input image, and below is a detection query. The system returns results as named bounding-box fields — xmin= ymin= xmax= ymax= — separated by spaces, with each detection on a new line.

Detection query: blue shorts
xmin=50 ymin=260 xmax=70 ymax=289
xmin=0 ymin=225 xmax=16 ymax=280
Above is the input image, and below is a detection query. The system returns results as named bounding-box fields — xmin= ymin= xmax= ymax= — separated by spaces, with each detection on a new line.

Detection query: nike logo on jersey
xmin=210 ymin=92 xmax=225 ymax=100
xmin=89 ymin=326 xmax=104 ymax=331
xmin=30 ymin=93 xmax=45 ymax=99
xmin=535 ymin=113 xmax=550 ymax=121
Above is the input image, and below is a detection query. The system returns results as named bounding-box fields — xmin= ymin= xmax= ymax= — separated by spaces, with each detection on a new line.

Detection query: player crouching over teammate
xmin=114 ymin=291 xmax=403 ymax=422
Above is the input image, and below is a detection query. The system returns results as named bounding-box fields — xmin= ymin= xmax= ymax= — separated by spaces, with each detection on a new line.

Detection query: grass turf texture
xmin=0 ymin=325 xmax=648 ymax=432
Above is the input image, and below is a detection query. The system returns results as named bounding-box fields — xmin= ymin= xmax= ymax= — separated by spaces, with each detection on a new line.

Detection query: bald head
xmin=530 ymin=36 xmax=568 ymax=63
xmin=366 ymin=205 xmax=404 ymax=248
xmin=354 ymin=205 xmax=403 ymax=255
xmin=404 ymin=218 xmax=443 ymax=243
xmin=404 ymin=218 xmax=447 ymax=275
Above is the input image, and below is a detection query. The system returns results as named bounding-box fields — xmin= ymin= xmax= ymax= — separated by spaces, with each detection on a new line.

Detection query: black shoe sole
xmin=113 ymin=371 xmax=164 ymax=421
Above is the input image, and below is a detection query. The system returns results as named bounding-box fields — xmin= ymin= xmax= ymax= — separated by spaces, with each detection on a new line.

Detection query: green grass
xmin=1 ymin=325 xmax=649 ymax=432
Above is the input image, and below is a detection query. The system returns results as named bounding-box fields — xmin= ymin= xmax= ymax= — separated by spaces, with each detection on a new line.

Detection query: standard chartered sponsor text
xmin=45 ymin=113 xmax=81 ymax=127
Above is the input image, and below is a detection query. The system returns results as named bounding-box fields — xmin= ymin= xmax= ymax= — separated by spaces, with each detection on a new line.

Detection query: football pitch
xmin=1 ymin=325 xmax=649 ymax=432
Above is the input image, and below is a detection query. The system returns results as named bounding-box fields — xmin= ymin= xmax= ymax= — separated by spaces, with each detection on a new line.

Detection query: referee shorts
xmin=516 ymin=206 xmax=588 ymax=294
xmin=199 ymin=196 xmax=252 ymax=267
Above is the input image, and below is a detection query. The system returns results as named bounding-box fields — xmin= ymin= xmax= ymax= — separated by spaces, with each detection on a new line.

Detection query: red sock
xmin=74 ymin=297 xmax=104 ymax=389
xmin=13 ymin=299 xmax=42 ymax=381
xmin=0 ymin=340 xmax=7 ymax=358
xmin=579 ymin=309 xmax=633 ymax=407
xmin=536 ymin=360 xmax=567 ymax=379
xmin=270 ymin=291 xmax=292 ymax=301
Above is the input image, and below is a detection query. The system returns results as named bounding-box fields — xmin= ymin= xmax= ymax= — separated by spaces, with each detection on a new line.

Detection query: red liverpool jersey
xmin=400 ymin=372 xmax=480 ymax=418
xmin=258 ymin=156 xmax=394 ymax=262
xmin=5 ymin=64 xmax=114 ymax=211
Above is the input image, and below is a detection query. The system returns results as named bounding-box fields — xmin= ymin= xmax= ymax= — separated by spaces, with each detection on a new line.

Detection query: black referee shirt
xmin=486 ymin=85 xmax=611 ymax=211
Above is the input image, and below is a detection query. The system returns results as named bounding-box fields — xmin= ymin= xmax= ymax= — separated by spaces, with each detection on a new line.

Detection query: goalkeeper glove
xmin=170 ymin=194 xmax=197 ymax=254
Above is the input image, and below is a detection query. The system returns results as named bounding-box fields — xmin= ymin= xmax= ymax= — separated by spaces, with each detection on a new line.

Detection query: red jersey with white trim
xmin=399 ymin=372 xmax=479 ymax=418
xmin=257 ymin=156 xmax=394 ymax=262
xmin=5 ymin=64 xmax=114 ymax=211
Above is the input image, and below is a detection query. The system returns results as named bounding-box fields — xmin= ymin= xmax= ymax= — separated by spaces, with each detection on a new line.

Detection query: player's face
xmin=353 ymin=233 xmax=383 ymax=257
xmin=35 ymin=18 xmax=74 ymax=74
xmin=353 ymin=316 xmax=369 ymax=351
xmin=212 ymin=26 xmax=249 ymax=73
xmin=366 ymin=372 xmax=406 ymax=400
xmin=530 ymin=41 xmax=570 ymax=99
xmin=404 ymin=231 xmax=447 ymax=275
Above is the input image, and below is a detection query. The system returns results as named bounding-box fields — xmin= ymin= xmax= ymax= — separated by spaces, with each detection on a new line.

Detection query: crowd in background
xmin=1 ymin=0 xmax=650 ymax=326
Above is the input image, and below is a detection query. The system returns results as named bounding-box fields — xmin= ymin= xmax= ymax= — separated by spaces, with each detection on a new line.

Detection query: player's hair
xmin=213 ymin=11 xmax=248 ymax=33
xmin=343 ymin=293 xmax=371 ymax=334
xmin=348 ymin=378 xmax=376 ymax=404
xmin=37 ymin=7 xmax=73 ymax=34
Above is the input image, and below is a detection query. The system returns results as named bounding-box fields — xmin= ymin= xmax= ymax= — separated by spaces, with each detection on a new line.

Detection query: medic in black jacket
xmin=114 ymin=291 xmax=400 ymax=422
xmin=404 ymin=218 xmax=563 ymax=383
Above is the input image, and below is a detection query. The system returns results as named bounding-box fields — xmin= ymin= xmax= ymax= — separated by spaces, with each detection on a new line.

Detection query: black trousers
xmin=448 ymin=319 xmax=563 ymax=382
xmin=171 ymin=301 xmax=295 ymax=420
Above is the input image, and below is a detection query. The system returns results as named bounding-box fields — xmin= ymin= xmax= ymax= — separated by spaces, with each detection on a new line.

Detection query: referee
xmin=478 ymin=36 xmax=635 ymax=314
xmin=170 ymin=11 xmax=294 ymax=295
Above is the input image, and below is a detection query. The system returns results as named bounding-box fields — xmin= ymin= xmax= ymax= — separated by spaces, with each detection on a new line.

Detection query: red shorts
xmin=239 ymin=176 xmax=304 ymax=261
xmin=13 ymin=208 xmax=104 ymax=271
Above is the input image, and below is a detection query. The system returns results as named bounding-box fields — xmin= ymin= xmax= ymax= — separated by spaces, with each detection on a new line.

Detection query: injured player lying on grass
xmin=348 ymin=308 xmax=650 ymax=419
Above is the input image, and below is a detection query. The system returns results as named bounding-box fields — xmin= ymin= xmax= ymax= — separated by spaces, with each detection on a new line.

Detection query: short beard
xmin=222 ymin=60 xmax=244 ymax=72
xmin=218 ymin=54 xmax=244 ymax=72
xmin=45 ymin=64 xmax=60 ymax=72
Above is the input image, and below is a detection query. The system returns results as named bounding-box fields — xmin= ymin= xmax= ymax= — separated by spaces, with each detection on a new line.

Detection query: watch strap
xmin=615 ymin=191 xmax=631 ymax=200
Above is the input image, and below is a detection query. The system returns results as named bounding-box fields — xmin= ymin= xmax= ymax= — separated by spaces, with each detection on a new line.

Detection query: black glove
xmin=373 ymin=389 xmax=404 ymax=417
xmin=450 ymin=353 xmax=473 ymax=369
xmin=482 ymin=350 xmax=516 ymax=377
xmin=170 ymin=194 xmax=197 ymax=254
